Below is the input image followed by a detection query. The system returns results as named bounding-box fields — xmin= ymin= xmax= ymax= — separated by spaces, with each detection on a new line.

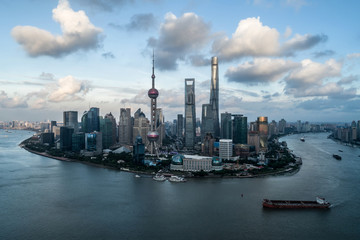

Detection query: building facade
xmin=184 ymin=78 xmax=196 ymax=148
xmin=201 ymin=104 xmax=214 ymax=141
xmin=177 ymin=114 xmax=183 ymax=138
xmin=210 ymin=56 xmax=220 ymax=138
xmin=63 ymin=111 xmax=78 ymax=132
xmin=119 ymin=108 xmax=133 ymax=145
xmin=233 ymin=115 xmax=247 ymax=144
xmin=221 ymin=112 xmax=232 ymax=139
xmin=219 ymin=139 xmax=233 ymax=160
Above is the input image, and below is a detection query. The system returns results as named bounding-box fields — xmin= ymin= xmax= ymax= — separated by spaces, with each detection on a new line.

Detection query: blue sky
xmin=1 ymin=0 xmax=359 ymax=123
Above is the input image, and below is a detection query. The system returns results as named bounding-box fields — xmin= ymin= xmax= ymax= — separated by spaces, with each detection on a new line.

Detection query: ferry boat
xmin=333 ymin=154 xmax=342 ymax=160
xmin=169 ymin=175 xmax=186 ymax=182
xmin=262 ymin=197 xmax=330 ymax=209
xmin=153 ymin=174 xmax=166 ymax=181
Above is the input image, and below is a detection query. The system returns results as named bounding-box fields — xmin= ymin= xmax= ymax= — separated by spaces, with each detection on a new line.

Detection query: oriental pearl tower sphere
xmin=147 ymin=53 xmax=160 ymax=158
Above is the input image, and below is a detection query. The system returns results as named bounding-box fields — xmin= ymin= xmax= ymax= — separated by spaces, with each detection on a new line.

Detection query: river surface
xmin=0 ymin=130 xmax=359 ymax=240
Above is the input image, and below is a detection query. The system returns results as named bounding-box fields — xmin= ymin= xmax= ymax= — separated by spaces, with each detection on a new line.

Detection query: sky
xmin=1 ymin=0 xmax=360 ymax=123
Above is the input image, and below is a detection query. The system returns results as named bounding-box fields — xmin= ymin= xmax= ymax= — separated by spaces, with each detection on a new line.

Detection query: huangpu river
xmin=1 ymin=130 xmax=359 ymax=240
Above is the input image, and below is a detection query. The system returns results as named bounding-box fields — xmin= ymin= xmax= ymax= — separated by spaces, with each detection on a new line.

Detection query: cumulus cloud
xmin=212 ymin=17 xmax=326 ymax=61
xmin=48 ymin=75 xmax=91 ymax=102
xmin=11 ymin=0 xmax=102 ymax=57
xmin=283 ymin=59 xmax=354 ymax=98
xmin=212 ymin=17 xmax=280 ymax=61
xmin=0 ymin=91 xmax=28 ymax=108
xmin=148 ymin=12 xmax=211 ymax=70
xmin=225 ymin=58 xmax=299 ymax=85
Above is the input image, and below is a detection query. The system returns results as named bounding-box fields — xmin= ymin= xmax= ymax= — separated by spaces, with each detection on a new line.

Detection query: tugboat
xmin=262 ymin=197 xmax=330 ymax=209
xmin=333 ymin=154 xmax=342 ymax=160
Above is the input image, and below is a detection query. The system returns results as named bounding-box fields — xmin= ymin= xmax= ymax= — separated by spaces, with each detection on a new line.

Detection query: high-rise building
xmin=155 ymin=108 xmax=165 ymax=148
xmin=60 ymin=126 xmax=74 ymax=151
xmin=219 ymin=139 xmax=233 ymax=160
xmin=185 ymin=78 xmax=196 ymax=149
xmin=72 ymin=132 xmax=85 ymax=152
xmin=202 ymin=133 xmax=215 ymax=156
xmin=133 ymin=108 xmax=149 ymax=146
xmin=278 ymin=119 xmax=286 ymax=134
xmin=269 ymin=120 xmax=278 ymax=138
xmin=357 ymin=120 xmax=360 ymax=140
xmin=105 ymin=113 xmax=117 ymax=146
xmin=233 ymin=115 xmax=247 ymax=144
xmin=63 ymin=111 xmax=78 ymax=132
xmin=147 ymin=54 xmax=160 ymax=157
xmin=50 ymin=121 xmax=57 ymax=133
xmin=210 ymin=56 xmax=220 ymax=138
xmin=133 ymin=136 xmax=145 ymax=164
xmin=85 ymin=131 xmax=102 ymax=154
xmin=177 ymin=114 xmax=183 ymax=138
xmin=100 ymin=115 xmax=115 ymax=149
xmin=201 ymin=104 xmax=213 ymax=141
xmin=201 ymin=56 xmax=220 ymax=141
xmin=81 ymin=107 xmax=100 ymax=133
xmin=221 ymin=112 xmax=232 ymax=139
xmin=119 ymin=108 xmax=133 ymax=145
xmin=258 ymin=116 xmax=268 ymax=151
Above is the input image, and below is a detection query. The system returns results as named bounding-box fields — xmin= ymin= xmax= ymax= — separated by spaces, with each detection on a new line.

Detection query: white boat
xmin=169 ymin=175 xmax=186 ymax=182
xmin=153 ymin=174 xmax=166 ymax=181
xmin=134 ymin=174 xmax=141 ymax=178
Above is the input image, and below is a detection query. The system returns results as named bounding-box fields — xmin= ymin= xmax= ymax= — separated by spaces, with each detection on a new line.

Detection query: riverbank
xmin=21 ymin=145 xmax=300 ymax=179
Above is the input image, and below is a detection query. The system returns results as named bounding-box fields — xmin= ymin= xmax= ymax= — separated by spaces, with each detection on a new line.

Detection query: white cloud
xmin=11 ymin=0 xmax=102 ymax=57
xmin=285 ymin=59 xmax=342 ymax=88
xmin=0 ymin=91 xmax=28 ymax=108
xmin=212 ymin=17 xmax=326 ymax=61
xmin=283 ymin=59 xmax=355 ymax=98
xmin=212 ymin=17 xmax=280 ymax=61
xmin=148 ymin=12 xmax=211 ymax=70
xmin=48 ymin=75 xmax=90 ymax=102
xmin=225 ymin=58 xmax=299 ymax=85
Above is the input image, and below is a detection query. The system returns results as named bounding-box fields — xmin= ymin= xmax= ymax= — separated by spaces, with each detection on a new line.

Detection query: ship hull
xmin=263 ymin=199 xmax=330 ymax=209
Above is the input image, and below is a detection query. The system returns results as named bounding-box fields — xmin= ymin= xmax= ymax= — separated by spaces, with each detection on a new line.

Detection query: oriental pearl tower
xmin=147 ymin=53 xmax=160 ymax=158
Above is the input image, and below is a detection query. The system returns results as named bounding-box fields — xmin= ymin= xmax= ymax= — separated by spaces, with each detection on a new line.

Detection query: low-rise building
xmin=170 ymin=154 xmax=223 ymax=172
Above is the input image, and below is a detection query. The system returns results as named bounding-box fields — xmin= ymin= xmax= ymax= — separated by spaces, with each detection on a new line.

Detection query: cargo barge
xmin=262 ymin=197 xmax=330 ymax=209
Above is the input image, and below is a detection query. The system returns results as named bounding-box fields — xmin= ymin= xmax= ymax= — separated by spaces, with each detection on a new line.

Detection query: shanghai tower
xmin=210 ymin=56 xmax=220 ymax=138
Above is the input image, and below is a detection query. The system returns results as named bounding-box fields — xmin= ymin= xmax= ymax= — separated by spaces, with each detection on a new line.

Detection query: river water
xmin=0 ymin=130 xmax=359 ymax=240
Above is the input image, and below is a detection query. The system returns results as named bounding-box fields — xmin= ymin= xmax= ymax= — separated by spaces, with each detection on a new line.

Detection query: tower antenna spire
xmin=152 ymin=49 xmax=155 ymax=88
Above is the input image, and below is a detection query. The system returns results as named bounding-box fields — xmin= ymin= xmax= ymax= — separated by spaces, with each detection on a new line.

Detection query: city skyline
xmin=1 ymin=0 xmax=360 ymax=122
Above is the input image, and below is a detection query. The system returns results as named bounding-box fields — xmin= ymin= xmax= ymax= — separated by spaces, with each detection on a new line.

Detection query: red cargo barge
xmin=263 ymin=197 xmax=330 ymax=209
